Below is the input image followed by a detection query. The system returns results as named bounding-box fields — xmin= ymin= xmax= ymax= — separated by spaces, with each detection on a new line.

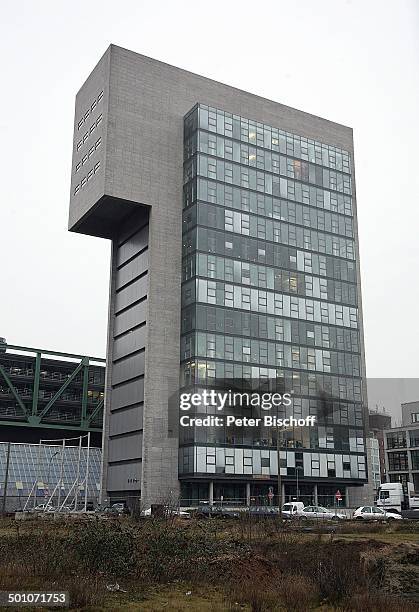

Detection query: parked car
xmin=281 ymin=502 xmax=305 ymax=518
xmin=171 ymin=509 xmax=191 ymax=519
xmin=140 ymin=506 xmax=191 ymax=519
xmin=301 ymin=505 xmax=346 ymax=520
xmin=102 ymin=503 xmax=130 ymax=515
xmin=196 ymin=505 xmax=239 ymax=519
xmin=112 ymin=502 xmax=129 ymax=514
xmin=248 ymin=506 xmax=279 ymax=517
xmin=353 ymin=506 xmax=402 ymax=521
xmin=33 ymin=503 xmax=55 ymax=512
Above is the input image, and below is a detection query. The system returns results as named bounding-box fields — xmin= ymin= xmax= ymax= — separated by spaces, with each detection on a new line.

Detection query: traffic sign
xmin=335 ymin=490 xmax=342 ymax=501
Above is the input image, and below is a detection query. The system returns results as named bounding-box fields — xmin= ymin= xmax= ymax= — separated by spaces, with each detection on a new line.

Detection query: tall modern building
xmin=68 ymin=45 xmax=367 ymax=507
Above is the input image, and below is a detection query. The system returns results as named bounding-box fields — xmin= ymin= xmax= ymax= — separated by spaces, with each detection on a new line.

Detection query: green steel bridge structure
xmin=0 ymin=340 xmax=105 ymax=435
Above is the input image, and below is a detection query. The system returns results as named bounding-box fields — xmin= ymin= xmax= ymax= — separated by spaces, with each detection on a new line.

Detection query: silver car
xmin=302 ymin=505 xmax=346 ymax=520
xmin=353 ymin=506 xmax=402 ymax=521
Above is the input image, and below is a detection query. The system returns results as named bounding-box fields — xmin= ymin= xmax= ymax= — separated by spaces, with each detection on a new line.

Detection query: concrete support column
xmin=314 ymin=483 xmax=318 ymax=505
xmin=246 ymin=482 xmax=251 ymax=507
xmin=209 ymin=481 xmax=214 ymax=505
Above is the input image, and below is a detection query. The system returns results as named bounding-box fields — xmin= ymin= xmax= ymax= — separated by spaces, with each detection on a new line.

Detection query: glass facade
xmin=368 ymin=437 xmax=381 ymax=491
xmin=180 ymin=104 xmax=366 ymax=501
xmin=386 ymin=430 xmax=407 ymax=449
xmin=385 ymin=426 xmax=419 ymax=493
xmin=0 ymin=442 xmax=102 ymax=511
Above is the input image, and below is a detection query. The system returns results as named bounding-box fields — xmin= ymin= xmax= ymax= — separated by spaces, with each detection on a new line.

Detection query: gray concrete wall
xmin=69 ymin=44 xmax=366 ymax=506
xmin=101 ymin=208 xmax=149 ymax=502
xmin=402 ymin=401 xmax=419 ymax=426
xmin=69 ymin=49 xmax=109 ymax=233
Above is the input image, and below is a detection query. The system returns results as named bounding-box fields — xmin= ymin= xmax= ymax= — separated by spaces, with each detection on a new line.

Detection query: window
xmin=409 ymin=430 xmax=419 ymax=448
xmin=388 ymin=451 xmax=408 ymax=471
xmin=387 ymin=431 xmax=406 ymax=449
xmin=411 ymin=450 xmax=419 ymax=470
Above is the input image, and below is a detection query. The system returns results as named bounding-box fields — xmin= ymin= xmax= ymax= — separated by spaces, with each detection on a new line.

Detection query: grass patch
xmin=0 ymin=517 xmax=418 ymax=610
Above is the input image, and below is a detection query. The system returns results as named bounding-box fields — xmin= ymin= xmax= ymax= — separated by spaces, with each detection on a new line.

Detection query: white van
xmin=281 ymin=502 xmax=305 ymax=518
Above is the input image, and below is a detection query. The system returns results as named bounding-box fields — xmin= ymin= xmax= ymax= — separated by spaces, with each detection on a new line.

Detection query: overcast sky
xmin=1 ymin=1 xmax=418 ymax=393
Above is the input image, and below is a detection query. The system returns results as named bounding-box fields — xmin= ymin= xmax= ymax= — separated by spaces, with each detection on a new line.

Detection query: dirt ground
xmin=0 ymin=517 xmax=417 ymax=611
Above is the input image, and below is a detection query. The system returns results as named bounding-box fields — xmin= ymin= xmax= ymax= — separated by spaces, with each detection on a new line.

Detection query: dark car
xmin=248 ymin=506 xmax=279 ymax=517
xmin=111 ymin=503 xmax=130 ymax=515
xmin=196 ymin=505 xmax=239 ymax=519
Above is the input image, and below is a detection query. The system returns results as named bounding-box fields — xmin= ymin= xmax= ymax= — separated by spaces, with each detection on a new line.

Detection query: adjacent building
xmin=368 ymin=408 xmax=392 ymax=483
xmin=384 ymin=423 xmax=419 ymax=492
xmin=381 ymin=401 xmax=419 ymax=494
xmin=0 ymin=339 xmax=105 ymax=444
xmin=68 ymin=45 xmax=368 ymax=507
xmin=345 ymin=409 xmax=392 ymax=507
xmin=0 ymin=339 xmax=105 ymax=510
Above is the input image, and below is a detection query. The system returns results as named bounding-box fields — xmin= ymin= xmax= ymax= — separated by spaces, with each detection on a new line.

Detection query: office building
xmin=384 ymin=423 xmax=419 ymax=492
xmin=68 ymin=45 xmax=368 ymax=507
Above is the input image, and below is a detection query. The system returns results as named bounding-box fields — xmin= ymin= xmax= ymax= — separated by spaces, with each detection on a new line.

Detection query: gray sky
xmin=1 ymin=1 xmax=419 ymax=388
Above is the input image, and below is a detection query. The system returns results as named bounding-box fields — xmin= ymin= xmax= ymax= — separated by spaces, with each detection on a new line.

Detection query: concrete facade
xmin=401 ymin=401 xmax=419 ymax=427
xmin=69 ymin=45 xmax=367 ymax=506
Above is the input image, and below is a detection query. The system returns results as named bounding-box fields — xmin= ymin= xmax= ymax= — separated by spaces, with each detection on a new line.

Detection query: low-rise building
xmin=384 ymin=424 xmax=419 ymax=492
xmin=368 ymin=409 xmax=391 ymax=482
